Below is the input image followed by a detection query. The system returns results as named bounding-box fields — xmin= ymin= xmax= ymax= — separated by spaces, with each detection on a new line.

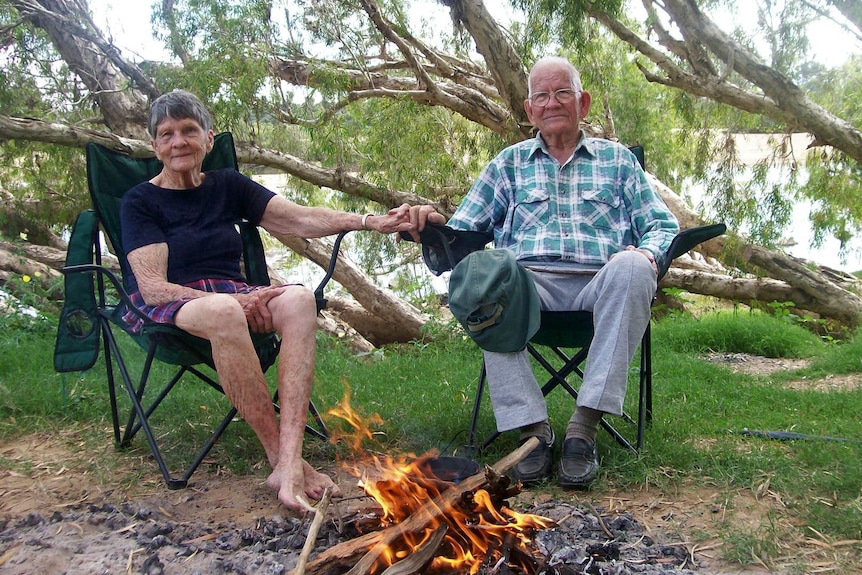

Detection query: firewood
xmin=378 ymin=524 xmax=448 ymax=575
xmin=302 ymin=437 xmax=539 ymax=575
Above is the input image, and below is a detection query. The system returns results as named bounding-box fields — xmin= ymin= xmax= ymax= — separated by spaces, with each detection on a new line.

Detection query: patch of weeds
xmin=0 ymin=454 xmax=34 ymax=475
xmin=767 ymin=300 xmax=843 ymax=341
xmin=2 ymin=271 xmax=63 ymax=317
xmin=721 ymin=526 xmax=781 ymax=569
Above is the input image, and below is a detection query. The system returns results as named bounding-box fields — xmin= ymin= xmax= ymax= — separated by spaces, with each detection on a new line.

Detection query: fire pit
xmin=293 ymin=441 xmax=700 ymax=575
xmin=0 ymin=475 xmax=703 ymax=575
xmin=0 ymin=401 xmax=706 ymax=575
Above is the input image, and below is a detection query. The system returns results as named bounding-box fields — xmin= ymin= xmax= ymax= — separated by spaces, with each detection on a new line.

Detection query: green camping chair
xmin=54 ymin=132 xmax=344 ymax=489
xmin=405 ymin=146 xmax=726 ymax=454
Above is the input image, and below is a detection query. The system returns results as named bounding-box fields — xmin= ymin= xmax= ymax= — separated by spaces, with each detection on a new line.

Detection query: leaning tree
xmin=2 ymin=0 xmax=861 ymax=344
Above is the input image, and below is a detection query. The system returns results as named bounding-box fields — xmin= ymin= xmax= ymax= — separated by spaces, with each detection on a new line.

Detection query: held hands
xmin=362 ymin=203 xmax=445 ymax=241
xmin=403 ymin=205 xmax=446 ymax=242
xmin=236 ymin=285 xmax=289 ymax=333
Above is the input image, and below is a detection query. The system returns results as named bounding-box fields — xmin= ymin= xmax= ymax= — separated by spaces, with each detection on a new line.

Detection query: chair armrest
xmin=62 ymin=264 xmax=153 ymax=325
xmin=400 ymin=224 xmax=492 ymax=275
xmin=313 ymin=230 xmax=351 ymax=311
xmin=401 ymin=221 xmax=726 ymax=279
xmin=656 ymin=223 xmax=727 ymax=280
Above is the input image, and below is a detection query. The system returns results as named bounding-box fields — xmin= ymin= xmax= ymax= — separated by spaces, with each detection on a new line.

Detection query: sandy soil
xmin=1 ymin=354 xmax=859 ymax=575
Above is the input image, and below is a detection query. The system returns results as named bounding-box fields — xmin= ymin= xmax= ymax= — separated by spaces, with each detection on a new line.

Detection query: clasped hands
xmin=236 ymin=286 xmax=289 ymax=333
xmin=366 ymin=203 xmax=432 ymax=235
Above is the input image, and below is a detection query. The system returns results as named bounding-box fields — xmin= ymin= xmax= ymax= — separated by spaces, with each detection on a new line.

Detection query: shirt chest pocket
xmin=580 ymin=188 xmax=623 ymax=230
xmin=512 ymin=187 xmax=551 ymax=229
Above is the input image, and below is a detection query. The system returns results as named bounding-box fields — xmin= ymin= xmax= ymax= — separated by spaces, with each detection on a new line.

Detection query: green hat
xmin=448 ymin=249 xmax=540 ymax=353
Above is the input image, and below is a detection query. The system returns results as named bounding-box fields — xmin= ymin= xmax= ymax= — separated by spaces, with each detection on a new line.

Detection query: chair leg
xmin=532 ymin=344 xmax=641 ymax=454
xmin=101 ymin=321 xmax=122 ymax=446
xmin=103 ymin=327 xmax=187 ymax=487
xmin=305 ymin=399 xmax=329 ymax=441
xmin=466 ymin=336 xmax=652 ymax=455
xmin=466 ymin=361 xmax=488 ymax=454
xmin=636 ymin=325 xmax=652 ymax=451
xmin=179 ymin=405 xmax=239 ymax=489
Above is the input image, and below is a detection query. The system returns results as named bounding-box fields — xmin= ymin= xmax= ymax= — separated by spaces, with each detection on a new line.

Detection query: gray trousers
xmin=483 ymin=250 xmax=657 ymax=432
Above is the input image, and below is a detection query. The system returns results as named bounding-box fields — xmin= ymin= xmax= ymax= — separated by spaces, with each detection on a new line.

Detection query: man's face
xmin=524 ymin=65 xmax=590 ymax=140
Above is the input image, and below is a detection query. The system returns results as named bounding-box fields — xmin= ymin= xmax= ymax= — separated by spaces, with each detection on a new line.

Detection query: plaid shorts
xmin=122 ymin=278 xmax=265 ymax=334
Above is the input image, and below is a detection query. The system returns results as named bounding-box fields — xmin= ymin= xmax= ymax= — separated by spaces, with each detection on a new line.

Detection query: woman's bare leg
xmin=175 ymin=290 xmax=339 ymax=512
xmin=264 ymin=287 xmax=340 ymax=509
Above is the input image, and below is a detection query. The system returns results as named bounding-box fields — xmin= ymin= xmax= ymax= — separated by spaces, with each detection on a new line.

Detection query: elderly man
xmin=409 ymin=57 xmax=678 ymax=487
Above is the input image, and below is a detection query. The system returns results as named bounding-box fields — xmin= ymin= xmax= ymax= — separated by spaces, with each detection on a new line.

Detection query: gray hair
xmin=147 ymin=90 xmax=213 ymax=138
xmin=528 ymin=57 xmax=583 ymax=95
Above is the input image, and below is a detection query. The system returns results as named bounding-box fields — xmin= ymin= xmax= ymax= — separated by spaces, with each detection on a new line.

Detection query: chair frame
xmin=468 ymin=305 xmax=652 ymax=454
xmin=55 ymin=134 xmax=347 ymax=488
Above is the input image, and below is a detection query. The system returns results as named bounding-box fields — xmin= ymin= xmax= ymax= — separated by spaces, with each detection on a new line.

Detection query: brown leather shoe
xmin=558 ymin=437 xmax=599 ymax=488
xmin=510 ymin=430 xmax=555 ymax=484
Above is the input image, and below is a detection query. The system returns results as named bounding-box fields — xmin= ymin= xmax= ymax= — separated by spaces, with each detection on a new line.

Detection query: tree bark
xmin=650 ymin=175 xmax=862 ymax=327
xmin=439 ymin=0 xmax=531 ymax=141
xmin=11 ymin=0 xmax=151 ymax=139
xmin=277 ymin=234 xmax=428 ymax=344
xmin=589 ymin=1 xmax=862 ymax=163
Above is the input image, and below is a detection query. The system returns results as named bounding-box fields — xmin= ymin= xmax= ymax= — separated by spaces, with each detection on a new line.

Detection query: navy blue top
xmin=120 ymin=169 xmax=275 ymax=293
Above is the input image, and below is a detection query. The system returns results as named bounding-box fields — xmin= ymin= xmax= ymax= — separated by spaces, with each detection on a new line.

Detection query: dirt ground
xmin=1 ymin=355 xmax=860 ymax=575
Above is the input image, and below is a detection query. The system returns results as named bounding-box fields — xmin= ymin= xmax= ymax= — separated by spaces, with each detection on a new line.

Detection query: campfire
xmin=297 ymin=390 xmax=555 ymax=575
xmin=347 ymin=451 xmax=554 ymax=574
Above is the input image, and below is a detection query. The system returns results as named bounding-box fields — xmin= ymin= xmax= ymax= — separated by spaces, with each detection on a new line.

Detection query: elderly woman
xmin=121 ymin=90 xmax=415 ymax=513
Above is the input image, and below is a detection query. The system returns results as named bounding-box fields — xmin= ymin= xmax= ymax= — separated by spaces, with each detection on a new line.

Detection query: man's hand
xmin=402 ymin=205 xmax=447 ymax=242
xmin=236 ymin=286 xmax=289 ymax=333
xmin=616 ymin=245 xmax=658 ymax=274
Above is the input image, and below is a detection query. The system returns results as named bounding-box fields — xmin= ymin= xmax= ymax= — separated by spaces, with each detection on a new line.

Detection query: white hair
xmin=528 ymin=57 xmax=583 ymax=95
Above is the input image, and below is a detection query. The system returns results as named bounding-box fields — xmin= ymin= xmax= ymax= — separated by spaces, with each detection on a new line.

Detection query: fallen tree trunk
xmin=652 ymin=175 xmax=862 ymax=328
xmin=277 ymin=234 xmax=429 ymax=343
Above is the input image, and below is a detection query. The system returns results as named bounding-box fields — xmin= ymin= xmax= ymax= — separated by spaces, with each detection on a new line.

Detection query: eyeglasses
xmin=529 ymin=89 xmax=579 ymax=106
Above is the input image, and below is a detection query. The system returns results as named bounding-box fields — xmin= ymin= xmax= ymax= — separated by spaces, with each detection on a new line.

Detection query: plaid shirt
xmin=448 ymin=133 xmax=679 ymax=265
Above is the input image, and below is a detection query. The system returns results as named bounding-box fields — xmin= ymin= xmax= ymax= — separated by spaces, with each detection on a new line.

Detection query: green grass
xmin=2 ymin=306 xmax=862 ymax=570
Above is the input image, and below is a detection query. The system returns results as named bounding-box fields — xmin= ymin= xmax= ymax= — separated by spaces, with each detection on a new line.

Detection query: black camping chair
xmin=54 ymin=132 xmax=346 ymax=489
xmin=404 ymin=146 xmax=726 ymax=454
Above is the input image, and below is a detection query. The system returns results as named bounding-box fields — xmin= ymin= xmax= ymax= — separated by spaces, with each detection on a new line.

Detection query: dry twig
xmin=292 ymin=487 xmax=333 ymax=575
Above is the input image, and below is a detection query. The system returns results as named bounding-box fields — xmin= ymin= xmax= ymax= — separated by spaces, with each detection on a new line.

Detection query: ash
xmin=530 ymin=500 xmax=701 ymax=574
xmin=0 ymin=499 xmax=711 ymax=574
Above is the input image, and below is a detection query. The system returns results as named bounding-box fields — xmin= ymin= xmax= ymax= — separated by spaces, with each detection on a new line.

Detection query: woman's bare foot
xmin=267 ymin=459 xmax=340 ymax=512
xmin=267 ymin=463 xmax=308 ymax=512
xmin=301 ymin=459 xmax=340 ymax=500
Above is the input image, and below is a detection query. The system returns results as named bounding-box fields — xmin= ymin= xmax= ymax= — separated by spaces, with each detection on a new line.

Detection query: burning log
xmin=303 ymin=438 xmax=545 ymax=575
xmin=379 ymin=524 xmax=448 ymax=575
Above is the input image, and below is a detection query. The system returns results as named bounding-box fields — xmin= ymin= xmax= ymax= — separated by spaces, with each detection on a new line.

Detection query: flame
xmin=325 ymin=382 xmax=384 ymax=452
xmin=326 ymin=392 xmax=554 ymax=574
xmin=350 ymin=453 xmax=554 ymax=574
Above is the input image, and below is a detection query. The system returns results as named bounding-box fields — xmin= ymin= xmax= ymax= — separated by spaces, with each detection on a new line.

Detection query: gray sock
xmin=519 ymin=420 xmax=553 ymax=443
xmin=566 ymin=406 xmax=602 ymax=443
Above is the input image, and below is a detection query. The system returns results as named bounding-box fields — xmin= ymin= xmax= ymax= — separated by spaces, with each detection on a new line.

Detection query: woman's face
xmin=150 ymin=116 xmax=213 ymax=176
